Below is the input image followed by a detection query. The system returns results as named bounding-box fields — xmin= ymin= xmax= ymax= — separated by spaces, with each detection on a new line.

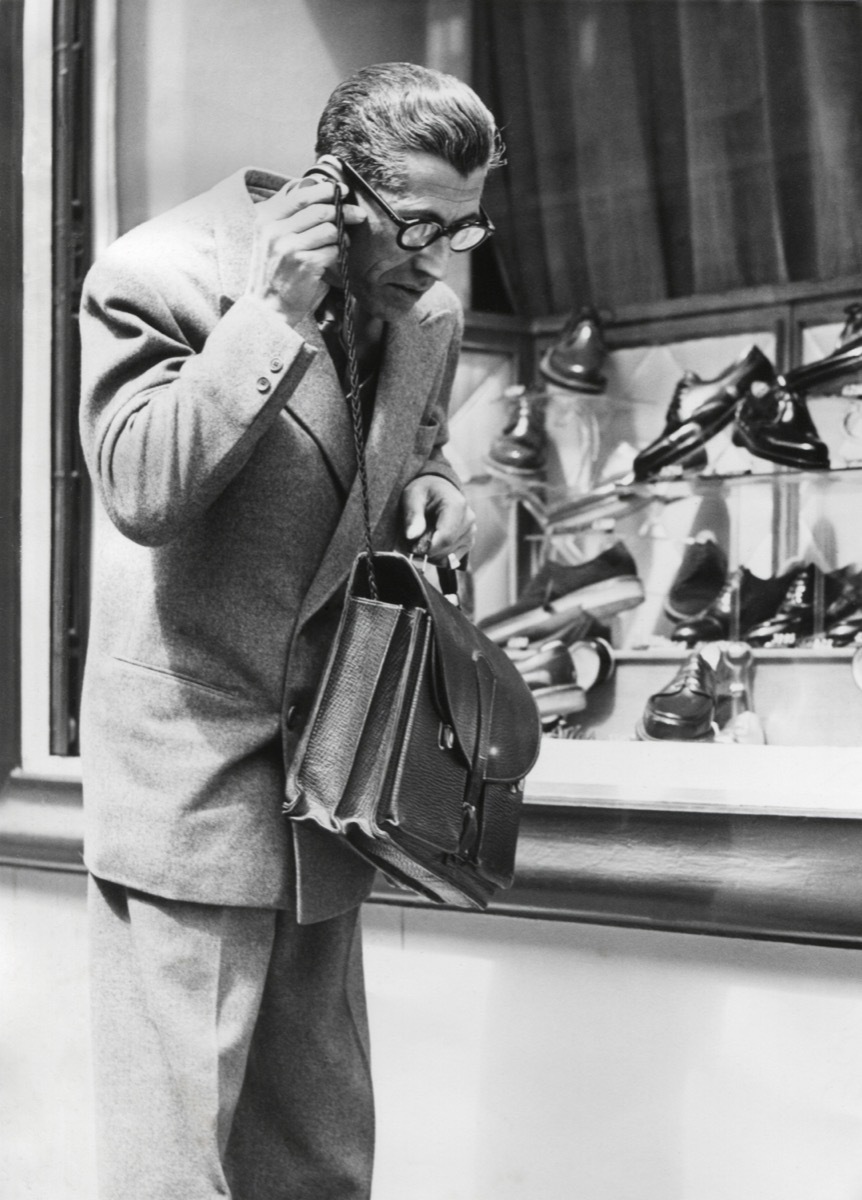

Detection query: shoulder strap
xmin=335 ymin=190 xmax=378 ymax=599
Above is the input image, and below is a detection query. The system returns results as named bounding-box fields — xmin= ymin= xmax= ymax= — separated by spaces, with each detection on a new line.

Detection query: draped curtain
xmin=471 ymin=0 xmax=862 ymax=316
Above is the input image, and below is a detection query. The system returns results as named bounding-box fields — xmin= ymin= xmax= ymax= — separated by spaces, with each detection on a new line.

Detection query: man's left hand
xmin=401 ymin=475 xmax=476 ymax=565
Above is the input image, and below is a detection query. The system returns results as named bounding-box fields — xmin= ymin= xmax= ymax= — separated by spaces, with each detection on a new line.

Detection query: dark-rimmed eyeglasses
xmin=341 ymin=160 xmax=494 ymax=253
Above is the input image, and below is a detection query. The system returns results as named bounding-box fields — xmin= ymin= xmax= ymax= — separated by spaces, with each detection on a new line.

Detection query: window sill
xmin=3 ymin=754 xmax=862 ymax=948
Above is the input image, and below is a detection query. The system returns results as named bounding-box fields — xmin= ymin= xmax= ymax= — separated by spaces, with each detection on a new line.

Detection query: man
xmin=78 ymin=62 xmax=502 ymax=1199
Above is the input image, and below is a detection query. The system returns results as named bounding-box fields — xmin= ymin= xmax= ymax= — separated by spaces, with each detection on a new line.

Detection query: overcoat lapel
xmin=295 ymin=312 xmax=441 ymax=626
xmin=211 ymin=169 xmax=446 ymax=627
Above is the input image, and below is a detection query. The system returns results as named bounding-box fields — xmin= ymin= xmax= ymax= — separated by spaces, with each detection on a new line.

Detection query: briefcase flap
xmin=357 ymin=554 xmax=541 ymax=785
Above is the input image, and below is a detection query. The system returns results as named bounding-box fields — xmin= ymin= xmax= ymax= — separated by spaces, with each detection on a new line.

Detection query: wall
xmin=116 ymin=0 xmax=450 ymax=232
xmin=4 ymin=865 xmax=862 ymax=1200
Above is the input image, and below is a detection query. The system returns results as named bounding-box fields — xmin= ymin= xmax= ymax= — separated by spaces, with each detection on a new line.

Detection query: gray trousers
xmin=88 ymin=875 xmax=374 ymax=1200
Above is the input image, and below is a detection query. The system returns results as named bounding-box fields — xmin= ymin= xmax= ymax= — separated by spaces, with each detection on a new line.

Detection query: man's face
xmin=345 ymin=151 xmax=488 ymax=321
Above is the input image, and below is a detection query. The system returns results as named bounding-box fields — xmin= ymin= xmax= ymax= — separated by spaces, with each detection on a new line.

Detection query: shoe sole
xmin=484 ymin=577 xmax=645 ymax=644
xmin=635 ymin=717 xmax=715 ymax=743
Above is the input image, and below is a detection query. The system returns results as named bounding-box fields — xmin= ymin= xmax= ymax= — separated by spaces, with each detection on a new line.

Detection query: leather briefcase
xmin=284 ymin=551 xmax=542 ymax=909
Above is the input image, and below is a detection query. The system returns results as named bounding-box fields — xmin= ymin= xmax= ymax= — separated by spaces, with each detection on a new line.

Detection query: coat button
xmin=270 ymin=356 xmax=284 ymax=373
xmin=256 ymin=376 xmax=271 ymax=394
xmin=285 ymin=705 xmax=302 ymax=730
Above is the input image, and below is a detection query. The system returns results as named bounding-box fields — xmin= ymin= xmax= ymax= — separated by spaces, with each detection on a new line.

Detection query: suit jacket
xmin=78 ymin=167 xmax=465 ymax=924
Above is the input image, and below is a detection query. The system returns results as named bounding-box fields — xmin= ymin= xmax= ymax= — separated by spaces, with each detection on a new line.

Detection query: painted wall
xmin=116 ymin=0 xmax=435 ymax=232
xmin=4 ymin=865 xmax=862 ymax=1200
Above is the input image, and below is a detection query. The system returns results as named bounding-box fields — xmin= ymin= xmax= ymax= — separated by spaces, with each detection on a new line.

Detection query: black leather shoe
xmin=745 ymin=564 xmax=846 ymax=646
xmin=487 ymin=385 xmax=548 ymax=476
xmin=665 ymin=532 xmax=728 ymax=620
xmin=671 ymin=565 xmax=799 ymax=646
xmin=783 ymin=334 xmax=862 ymax=395
xmin=539 ymin=307 xmax=608 ymax=393
xmin=633 ymin=346 xmax=775 ymax=481
xmin=637 ymin=652 xmax=716 ymax=741
xmin=733 ymin=379 xmax=829 ymax=470
xmin=836 ymin=302 xmax=862 ymax=351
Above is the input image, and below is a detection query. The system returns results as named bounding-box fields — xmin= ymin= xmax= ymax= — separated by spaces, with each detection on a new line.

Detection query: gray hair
xmin=315 ymin=62 xmax=504 ymax=193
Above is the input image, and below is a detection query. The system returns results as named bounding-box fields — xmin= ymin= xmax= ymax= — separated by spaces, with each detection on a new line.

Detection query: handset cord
xmin=334 ymin=186 xmax=378 ymax=599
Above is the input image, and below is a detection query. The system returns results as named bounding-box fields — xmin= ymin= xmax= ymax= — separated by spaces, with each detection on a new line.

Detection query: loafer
xmin=515 ymin=640 xmax=578 ymax=689
xmin=636 ymin=651 xmax=716 ymax=741
xmin=733 ymin=380 xmax=829 ymax=470
xmin=671 ymin=565 xmax=799 ymax=646
xmin=478 ymin=541 xmax=644 ymax=644
xmin=539 ymin=307 xmax=608 ymax=393
xmin=633 ymin=346 xmax=775 ymax=481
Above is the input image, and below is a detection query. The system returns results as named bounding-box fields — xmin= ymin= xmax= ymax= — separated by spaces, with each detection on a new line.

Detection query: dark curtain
xmin=471 ymin=0 xmax=862 ymax=316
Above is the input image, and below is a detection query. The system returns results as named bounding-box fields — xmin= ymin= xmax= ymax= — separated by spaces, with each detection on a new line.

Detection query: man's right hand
xmin=245 ymin=177 xmax=366 ymax=326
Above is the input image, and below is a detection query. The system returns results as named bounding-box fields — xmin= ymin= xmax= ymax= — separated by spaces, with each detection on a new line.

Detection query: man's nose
xmin=413 ymin=237 xmax=451 ymax=279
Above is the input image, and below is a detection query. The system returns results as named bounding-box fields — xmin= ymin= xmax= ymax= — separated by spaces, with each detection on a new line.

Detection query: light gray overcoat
xmin=78 ymin=167 xmax=464 ymax=924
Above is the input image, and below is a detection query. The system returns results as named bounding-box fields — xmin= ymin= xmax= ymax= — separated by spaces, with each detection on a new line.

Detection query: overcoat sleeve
xmin=79 ymin=241 xmax=318 ymax=547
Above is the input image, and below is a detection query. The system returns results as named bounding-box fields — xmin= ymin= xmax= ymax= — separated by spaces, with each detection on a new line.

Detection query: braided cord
xmin=334 ymin=188 xmax=378 ymax=599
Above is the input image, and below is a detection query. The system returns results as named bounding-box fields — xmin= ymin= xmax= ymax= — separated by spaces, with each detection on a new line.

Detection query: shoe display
xmin=487 ymin=384 xmax=548 ymax=476
xmin=733 ymin=379 xmax=829 ymax=470
xmin=478 ymin=541 xmax=645 ymax=645
xmin=539 ymin=307 xmax=608 ymax=393
xmin=671 ymin=565 xmax=799 ymax=647
xmin=636 ymin=651 xmax=717 ymax=741
xmin=633 ymin=346 xmax=775 ymax=481
xmin=664 ymin=531 xmax=728 ymax=621
xmin=744 ymin=564 xmax=847 ymax=646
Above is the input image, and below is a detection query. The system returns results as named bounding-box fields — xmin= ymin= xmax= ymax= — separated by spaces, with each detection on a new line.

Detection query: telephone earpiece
xmin=302 ymin=156 xmax=356 ymax=204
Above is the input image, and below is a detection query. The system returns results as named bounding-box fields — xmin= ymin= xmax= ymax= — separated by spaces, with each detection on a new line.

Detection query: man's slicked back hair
xmin=315 ymin=62 xmax=504 ymax=192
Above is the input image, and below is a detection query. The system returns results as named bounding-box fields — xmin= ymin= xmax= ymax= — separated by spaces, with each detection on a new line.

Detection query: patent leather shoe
xmin=540 ymin=307 xmax=608 ymax=393
xmin=633 ymin=346 xmax=775 ymax=481
xmin=744 ymin=564 xmax=846 ymax=646
xmin=836 ymin=302 xmax=862 ymax=351
xmin=664 ymin=531 xmax=728 ymax=621
xmin=733 ymin=379 xmax=829 ymax=470
xmin=671 ymin=565 xmax=799 ymax=646
xmin=637 ymin=651 xmax=716 ymax=741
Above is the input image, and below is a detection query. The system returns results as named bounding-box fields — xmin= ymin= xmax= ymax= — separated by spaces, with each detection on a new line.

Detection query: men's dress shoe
xmin=836 ymin=302 xmax=862 ymax=351
xmin=733 ymin=380 xmax=829 ymax=470
xmin=487 ymin=385 xmax=548 ymax=476
xmin=478 ymin=541 xmax=644 ymax=645
xmin=503 ymin=611 xmax=612 ymax=661
xmin=633 ymin=346 xmax=775 ymax=481
xmin=540 ymin=307 xmax=608 ymax=393
xmin=783 ymin=334 xmax=862 ymax=395
xmin=637 ymin=651 xmax=717 ymax=741
xmin=744 ymin=564 xmax=845 ymax=646
xmin=664 ymin=531 xmax=728 ymax=620
xmin=825 ymin=606 xmax=862 ymax=647
xmin=671 ymin=565 xmax=799 ymax=646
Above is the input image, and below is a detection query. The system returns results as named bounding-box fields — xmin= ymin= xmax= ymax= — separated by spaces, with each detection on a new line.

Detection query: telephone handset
xmin=301 ymin=156 xmax=357 ymax=206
